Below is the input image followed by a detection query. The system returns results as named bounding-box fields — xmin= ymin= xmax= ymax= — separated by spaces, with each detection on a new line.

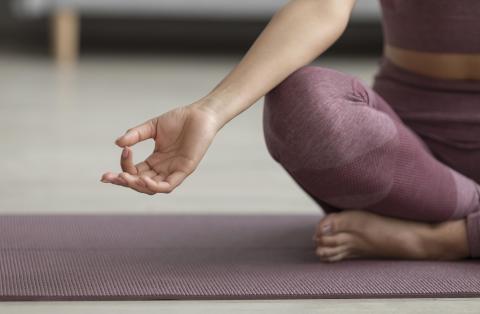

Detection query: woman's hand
xmin=101 ymin=102 xmax=221 ymax=194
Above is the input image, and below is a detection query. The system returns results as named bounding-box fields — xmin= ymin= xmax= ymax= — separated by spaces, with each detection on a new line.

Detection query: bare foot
xmin=312 ymin=210 xmax=470 ymax=263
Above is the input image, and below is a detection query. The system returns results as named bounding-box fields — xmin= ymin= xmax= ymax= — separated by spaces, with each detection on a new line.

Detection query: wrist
xmin=190 ymin=94 xmax=236 ymax=129
xmin=188 ymin=97 xmax=229 ymax=131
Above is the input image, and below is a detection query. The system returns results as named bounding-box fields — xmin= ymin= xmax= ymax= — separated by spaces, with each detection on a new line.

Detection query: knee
xmin=262 ymin=66 xmax=359 ymax=158
xmin=263 ymin=65 xmax=362 ymax=129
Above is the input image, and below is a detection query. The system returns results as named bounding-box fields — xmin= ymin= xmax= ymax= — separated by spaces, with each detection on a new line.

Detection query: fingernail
xmin=322 ymin=224 xmax=332 ymax=235
xmin=122 ymin=148 xmax=129 ymax=158
xmin=100 ymin=178 xmax=107 ymax=183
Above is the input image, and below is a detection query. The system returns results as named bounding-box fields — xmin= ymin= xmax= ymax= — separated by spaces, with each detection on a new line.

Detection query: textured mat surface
xmin=1 ymin=214 xmax=480 ymax=301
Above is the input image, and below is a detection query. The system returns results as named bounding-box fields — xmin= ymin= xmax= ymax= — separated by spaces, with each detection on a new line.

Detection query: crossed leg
xmin=262 ymin=66 xmax=480 ymax=262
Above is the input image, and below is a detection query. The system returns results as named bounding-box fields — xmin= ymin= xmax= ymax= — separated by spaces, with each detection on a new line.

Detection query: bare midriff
xmin=385 ymin=44 xmax=480 ymax=80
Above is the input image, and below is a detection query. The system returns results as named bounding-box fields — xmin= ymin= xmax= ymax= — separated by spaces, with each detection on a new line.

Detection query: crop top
xmin=379 ymin=0 xmax=480 ymax=53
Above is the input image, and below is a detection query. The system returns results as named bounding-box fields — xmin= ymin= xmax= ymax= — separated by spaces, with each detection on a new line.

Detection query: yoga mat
xmin=1 ymin=214 xmax=479 ymax=301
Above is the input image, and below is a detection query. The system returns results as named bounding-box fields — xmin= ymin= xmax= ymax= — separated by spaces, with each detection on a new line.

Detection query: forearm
xmin=196 ymin=0 xmax=356 ymax=128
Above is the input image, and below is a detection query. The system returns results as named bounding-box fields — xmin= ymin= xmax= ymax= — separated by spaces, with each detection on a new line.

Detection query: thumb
xmin=115 ymin=119 xmax=156 ymax=147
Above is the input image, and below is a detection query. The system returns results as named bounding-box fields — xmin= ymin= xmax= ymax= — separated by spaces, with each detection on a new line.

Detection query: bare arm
xmin=102 ymin=0 xmax=357 ymax=194
xmin=196 ymin=0 xmax=356 ymax=127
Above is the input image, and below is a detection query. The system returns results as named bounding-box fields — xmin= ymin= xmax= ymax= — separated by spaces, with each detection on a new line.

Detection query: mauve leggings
xmin=262 ymin=57 xmax=480 ymax=258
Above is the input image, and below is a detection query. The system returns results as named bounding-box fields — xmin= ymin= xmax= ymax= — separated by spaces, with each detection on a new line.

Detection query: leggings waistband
xmin=374 ymin=56 xmax=480 ymax=93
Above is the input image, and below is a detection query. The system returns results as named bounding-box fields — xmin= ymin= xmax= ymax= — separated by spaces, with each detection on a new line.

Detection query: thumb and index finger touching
xmin=116 ymin=119 xmax=157 ymax=176
xmin=104 ymin=118 xmax=189 ymax=194
xmin=101 ymin=119 xmax=158 ymax=186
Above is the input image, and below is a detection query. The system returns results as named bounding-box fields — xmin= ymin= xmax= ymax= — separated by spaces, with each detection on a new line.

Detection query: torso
xmin=379 ymin=0 xmax=480 ymax=81
xmin=385 ymin=45 xmax=480 ymax=80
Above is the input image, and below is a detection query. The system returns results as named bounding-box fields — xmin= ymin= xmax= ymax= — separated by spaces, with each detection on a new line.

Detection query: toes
xmin=315 ymin=232 xmax=353 ymax=247
xmin=323 ymin=251 xmax=351 ymax=263
xmin=316 ymin=245 xmax=360 ymax=263
xmin=315 ymin=210 xmax=364 ymax=240
xmin=315 ymin=213 xmax=338 ymax=238
xmin=315 ymin=245 xmax=347 ymax=258
xmin=315 ymin=246 xmax=344 ymax=257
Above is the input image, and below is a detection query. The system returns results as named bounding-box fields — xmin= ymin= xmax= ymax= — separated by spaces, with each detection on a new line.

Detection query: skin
xmin=101 ymin=0 xmax=476 ymax=262
xmin=385 ymin=45 xmax=480 ymax=80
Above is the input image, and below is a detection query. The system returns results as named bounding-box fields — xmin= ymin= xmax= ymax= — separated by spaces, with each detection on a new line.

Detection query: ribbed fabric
xmin=263 ymin=64 xmax=480 ymax=258
xmin=373 ymin=57 xmax=480 ymax=182
xmin=379 ymin=0 xmax=480 ymax=53
xmin=1 ymin=214 xmax=480 ymax=301
xmin=373 ymin=57 xmax=480 ymax=258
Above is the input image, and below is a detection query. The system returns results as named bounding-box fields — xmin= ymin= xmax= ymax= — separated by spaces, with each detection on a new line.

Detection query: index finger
xmin=120 ymin=147 xmax=138 ymax=175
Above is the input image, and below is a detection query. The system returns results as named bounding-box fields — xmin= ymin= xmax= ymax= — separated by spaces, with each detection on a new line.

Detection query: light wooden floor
xmin=0 ymin=53 xmax=478 ymax=313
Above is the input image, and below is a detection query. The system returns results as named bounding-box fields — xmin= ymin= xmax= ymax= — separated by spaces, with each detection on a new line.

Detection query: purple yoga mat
xmin=0 ymin=214 xmax=479 ymax=301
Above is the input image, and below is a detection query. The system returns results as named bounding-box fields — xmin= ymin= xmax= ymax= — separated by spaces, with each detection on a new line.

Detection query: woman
xmin=101 ymin=0 xmax=480 ymax=262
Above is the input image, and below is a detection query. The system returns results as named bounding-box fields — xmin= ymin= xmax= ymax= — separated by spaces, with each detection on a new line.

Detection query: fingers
xmin=140 ymin=171 xmax=187 ymax=194
xmin=102 ymin=148 xmax=157 ymax=194
xmin=101 ymin=172 xmax=128 ymax=187
xmin=102 ymin=168 xmax=187 ymax=195
xmin=115 ymin=119 xmax=156 ymax=147
xmin=120 ymin=147 xmax=138 ymax=175
xmin=101 ymin=171 xmax=153 ymax=194
xmin=140 ymin=176 xmax=171 ymax=193
xmin=119 ymin=172 xmax=155 ymax=195
xmin=102 ymin=171 xmax=158 ymax=195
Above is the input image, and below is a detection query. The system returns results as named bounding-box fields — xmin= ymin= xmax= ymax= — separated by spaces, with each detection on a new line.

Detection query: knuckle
xmin=147 ymin=119 xmax=156 ymax=131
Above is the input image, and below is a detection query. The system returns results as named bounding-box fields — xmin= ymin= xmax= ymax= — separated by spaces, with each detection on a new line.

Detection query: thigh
xmin=263 ymin=66 xmax=479 ymax=222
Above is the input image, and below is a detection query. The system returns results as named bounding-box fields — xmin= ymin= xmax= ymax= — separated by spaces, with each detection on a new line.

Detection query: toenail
xmin=322 ymin=224 xmax=332 ymax=235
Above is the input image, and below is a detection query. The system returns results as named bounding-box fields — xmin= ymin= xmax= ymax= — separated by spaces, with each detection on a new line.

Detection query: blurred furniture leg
xmin=51 ymin=8 xmax=79 ymax=65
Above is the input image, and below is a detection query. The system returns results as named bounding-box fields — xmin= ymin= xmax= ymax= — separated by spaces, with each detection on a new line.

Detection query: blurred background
xmin=0 ymin=0 xmax=383 ymax=216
